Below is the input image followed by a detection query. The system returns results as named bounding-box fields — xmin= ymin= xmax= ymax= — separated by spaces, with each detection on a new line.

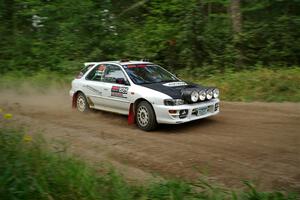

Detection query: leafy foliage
xmin=0 ymin=0 xmax=299 ymax=74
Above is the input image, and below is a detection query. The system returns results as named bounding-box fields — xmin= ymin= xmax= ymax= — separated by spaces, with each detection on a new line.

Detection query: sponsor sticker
xmin=111 ymin=86 xmax=128 ymax=98
xmin=163 ymin=82 xmax=188 ymax=87
xmin=127 ymin=64 xmax=147 ymax=68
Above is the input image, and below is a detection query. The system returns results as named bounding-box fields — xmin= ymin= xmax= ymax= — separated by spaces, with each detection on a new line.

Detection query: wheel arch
xmin=134 ymin=98 xmax=156 ymax=113
xmin=128 ymin=98 xmax=157 ymax=125
xmin=72 ymin=90 xmax=84 ymax=108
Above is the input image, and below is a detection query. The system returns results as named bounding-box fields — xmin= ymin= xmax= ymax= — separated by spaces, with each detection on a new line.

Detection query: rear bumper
xmin=69 ymin=90 xmax=77 ymax=108
xmin=69 ymin=90 xmax=75 ymax=98
xmin=153 ymin=99 xmax=220 ymax=124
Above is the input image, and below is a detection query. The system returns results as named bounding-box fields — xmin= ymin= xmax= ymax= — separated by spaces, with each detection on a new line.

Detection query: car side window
xmin=86 ymin=64 xmax=106 ymax=81
xmin=103 ymin=64 xmax=128 ymax=84
xmin=81 ymin=64 xmax=93 ymax=75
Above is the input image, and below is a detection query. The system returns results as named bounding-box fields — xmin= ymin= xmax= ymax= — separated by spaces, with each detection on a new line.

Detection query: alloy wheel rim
xmin=77 ymin=96 xmax=86 ymax=112
xmin=137 ymin=106 xmax=149 ymax=127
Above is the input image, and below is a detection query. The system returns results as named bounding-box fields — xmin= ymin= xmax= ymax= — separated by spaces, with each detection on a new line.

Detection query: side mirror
xmin=116 ymin=78 xmax=130 ymax=85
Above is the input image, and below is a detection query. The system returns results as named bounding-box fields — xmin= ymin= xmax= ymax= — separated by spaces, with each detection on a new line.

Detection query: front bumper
xmin=153 ymin=99 xmax=220 ymax=124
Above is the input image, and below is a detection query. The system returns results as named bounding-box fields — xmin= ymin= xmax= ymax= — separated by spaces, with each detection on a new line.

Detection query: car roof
xmin=84 ymin=60 xmax=152 ymax=67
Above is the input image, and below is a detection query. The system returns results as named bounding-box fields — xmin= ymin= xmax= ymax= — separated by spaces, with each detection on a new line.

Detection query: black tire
xmin=76 ymin=92 xmax=89 ymax=113
xmin=136 ymin=101 xmax=158 ymax=131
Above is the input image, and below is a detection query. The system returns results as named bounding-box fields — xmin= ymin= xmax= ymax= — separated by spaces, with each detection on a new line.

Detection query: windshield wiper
xmin=138 ymin=81 xmax=153 ymax=85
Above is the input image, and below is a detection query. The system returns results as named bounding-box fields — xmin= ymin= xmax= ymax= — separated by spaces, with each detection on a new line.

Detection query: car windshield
xmin=123 ymin=64 xmax=179 ymax=84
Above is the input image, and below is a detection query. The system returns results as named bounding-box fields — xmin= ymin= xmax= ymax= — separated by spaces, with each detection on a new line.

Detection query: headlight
xmin=191 ymin=91 xmax=199 ymax=102
xmin=199 ymin=90 xmax=206 ymax=101
xmin=213 ymin=88 xmax=219 ymax=98
xmin=181 ymin=88 xmax=199 ymax=103
xmin=206 ymin=89 xmax=213 ymax=100
xmin=164 ymin=99 xmax=185 ymax=106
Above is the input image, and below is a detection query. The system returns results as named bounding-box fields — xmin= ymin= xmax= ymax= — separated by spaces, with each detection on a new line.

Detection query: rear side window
xmin=85 ymin=64 xmax=128 ymax=84
xmin=76 ymin=64 xmax=94 ymax=79
xmin=85 ymin=64 xmax=106 ymax=81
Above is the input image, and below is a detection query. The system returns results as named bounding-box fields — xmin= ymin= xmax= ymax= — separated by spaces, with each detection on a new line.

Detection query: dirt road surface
xmin=0 ymin=89 xmax=299 ymax=191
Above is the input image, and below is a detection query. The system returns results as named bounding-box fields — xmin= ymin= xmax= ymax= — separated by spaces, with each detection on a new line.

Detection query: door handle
xmin=104 ymin=88 xmax=108 ymax=91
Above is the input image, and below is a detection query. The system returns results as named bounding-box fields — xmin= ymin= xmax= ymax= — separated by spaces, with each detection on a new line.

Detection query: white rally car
xmin=70 ymin=60 xmax=220 ymax=131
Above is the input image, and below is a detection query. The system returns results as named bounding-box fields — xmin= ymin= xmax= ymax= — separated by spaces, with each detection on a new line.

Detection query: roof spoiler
xmin=84 ymin=62 xmax=98 ymax=67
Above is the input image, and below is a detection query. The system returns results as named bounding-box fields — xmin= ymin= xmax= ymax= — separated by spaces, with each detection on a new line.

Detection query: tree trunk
xmin=230 ymin=0 xmax=243 ymax=68
xmin=230 ymin=0 xmax=242 ymax=34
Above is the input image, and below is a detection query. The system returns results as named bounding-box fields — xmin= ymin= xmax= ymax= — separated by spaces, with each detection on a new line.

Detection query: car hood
xmin=140 ymin=81 xmax=208 ymax=99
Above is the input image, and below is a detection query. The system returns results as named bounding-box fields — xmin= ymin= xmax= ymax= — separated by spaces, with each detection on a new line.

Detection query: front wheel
xmin=76 ymin=92 xmax=89 ymax=113
xmin=136 ymin=101 xmax=158 ymax=131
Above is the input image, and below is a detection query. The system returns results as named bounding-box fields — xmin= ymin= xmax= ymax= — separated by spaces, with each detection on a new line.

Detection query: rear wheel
xmin=76 ymin=92 xmax=89 ymax=113
xmin=136 ymin=101 xmax=158 ymax=131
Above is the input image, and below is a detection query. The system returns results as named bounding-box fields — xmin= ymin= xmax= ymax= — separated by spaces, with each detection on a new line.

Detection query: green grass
xmin=0 ymin=70 xmax=74 ymax=92
xmin=1 ymin=67 xmax=300 ymax=102
xmin=0 ymin=125 xmax=298 ymax=200
xmin=179 ymin=67 xmax=300 ymax=102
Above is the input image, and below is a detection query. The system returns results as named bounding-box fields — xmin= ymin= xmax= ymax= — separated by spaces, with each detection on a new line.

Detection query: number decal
xmin=111 ymin=86 xmax=128 ymax=98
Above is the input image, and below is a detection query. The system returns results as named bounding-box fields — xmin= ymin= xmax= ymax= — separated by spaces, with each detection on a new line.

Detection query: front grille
xmin=184 ymin=99 xmax=214 ymax=104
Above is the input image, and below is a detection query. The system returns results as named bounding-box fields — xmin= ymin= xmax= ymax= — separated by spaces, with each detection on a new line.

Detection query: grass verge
xmin=0 ymin=70 xmax=73 ymax=93
xmin=179 ymin=67 xmax=300 ymax=102
xmin=1 ymin=67 xmax=300 ymax=101
xmin=0 ymin=123 xmax=298 ymax=200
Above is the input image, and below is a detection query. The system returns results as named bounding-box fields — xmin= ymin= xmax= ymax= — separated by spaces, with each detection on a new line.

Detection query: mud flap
xmin=128 ymin=103 xmax=135 ymax=125
xmin=72 ymin=93 xmax=77 ymax=109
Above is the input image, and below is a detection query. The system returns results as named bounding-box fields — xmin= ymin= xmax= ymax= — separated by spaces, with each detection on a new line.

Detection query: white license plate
xmin=197 ymin=107 xmax=208 ymax=116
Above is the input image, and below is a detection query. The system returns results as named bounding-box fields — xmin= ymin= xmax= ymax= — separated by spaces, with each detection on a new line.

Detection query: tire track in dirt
xmin=0 ymin=90 xmax=299 ymax=191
